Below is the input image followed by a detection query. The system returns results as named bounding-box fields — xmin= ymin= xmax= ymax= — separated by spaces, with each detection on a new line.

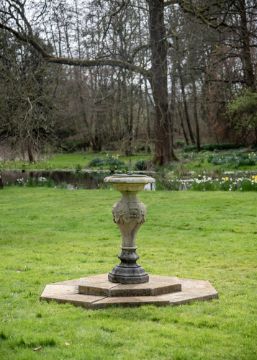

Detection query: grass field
xmin=0 ymin=152 xmax=151 ymax=170
xmin=0 ymin=188 xmax=256 ymax=359
xmin=1 ymin=149 xmax=257 ymax=172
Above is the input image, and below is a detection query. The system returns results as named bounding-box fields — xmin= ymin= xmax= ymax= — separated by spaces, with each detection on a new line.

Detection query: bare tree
xmin=0 ymin=0 xmax=178 ymax=164
xmin=0 ymin=28 xmax=56 ymax=161
xmin=0 ymin=0 xmax=256 ymax=160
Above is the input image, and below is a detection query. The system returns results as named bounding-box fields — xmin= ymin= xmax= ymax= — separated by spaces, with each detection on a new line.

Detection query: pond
xmin=0 ymin=170 xmax=156 ymax=190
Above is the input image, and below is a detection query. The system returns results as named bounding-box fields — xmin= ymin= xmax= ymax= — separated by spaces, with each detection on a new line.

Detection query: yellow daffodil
xmin=251 ymin=175 xmax=257 ymax=182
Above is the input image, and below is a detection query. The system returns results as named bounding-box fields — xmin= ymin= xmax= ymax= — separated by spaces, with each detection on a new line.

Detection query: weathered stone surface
xmin=104 ymin=174 xmax=155 ymax=193
xmin=40 ymin=284 xmax=105 ymax=308
xmin=78 ymin=274 xmax=181 ymax=297
xmin=93 ymin=296 xmax=170 ymax=309
xmin=40 ymin=274 xmax=218 ymax=309
xmin=160 ymin=279 xmax=218 ymax=305
xmin=104 ymin=174 xmax=155 ymax=284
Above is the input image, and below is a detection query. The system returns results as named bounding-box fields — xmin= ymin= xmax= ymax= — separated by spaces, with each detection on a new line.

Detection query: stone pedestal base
xmin=108 ymin=248 xmax=149 ymax=284
xmin=108 ymin=263 xmax=149 ymax=284
xmin=40 ymin=274 xmax=218 ymax=309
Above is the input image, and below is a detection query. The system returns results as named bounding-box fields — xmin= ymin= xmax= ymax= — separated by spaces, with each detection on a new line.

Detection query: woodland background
xmin=0 ymin=0 xmax=256 ymax=164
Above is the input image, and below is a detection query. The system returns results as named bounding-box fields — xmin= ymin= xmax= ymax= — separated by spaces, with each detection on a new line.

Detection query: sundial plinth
xmin=40 ymin=174 xmax=218 ymax=309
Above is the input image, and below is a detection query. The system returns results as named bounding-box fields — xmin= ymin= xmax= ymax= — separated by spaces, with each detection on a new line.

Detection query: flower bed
xmin=157 ymin=173 xmax=257 ymax=191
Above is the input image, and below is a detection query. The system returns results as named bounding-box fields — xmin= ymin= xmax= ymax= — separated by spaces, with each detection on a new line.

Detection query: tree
xmin=0 ymin=29 xmax=56 ymax=161
xmin=178 ymin=0 xmax=256 ymax=90
xmin=0 ymin=0 xmax=256 ymax=160
xmin=171 ymin=0 xmax=256 ymax=145
xmin=0 ymin=0 xmax=178 ymax=164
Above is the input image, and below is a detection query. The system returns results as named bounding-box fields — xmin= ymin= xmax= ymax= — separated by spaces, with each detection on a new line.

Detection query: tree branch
xmin=0 ymin=22 xmax=151 ymax=78
xmin=46 ymin=56 xmax=151 ymax=78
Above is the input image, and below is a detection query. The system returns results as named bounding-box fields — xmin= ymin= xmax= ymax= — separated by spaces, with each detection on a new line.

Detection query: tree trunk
xmin=170 ymin=69 xmax=177 ymax=152
xmin=178 ymin=104 xmax=189 ymax=145
xmin=173 ymin=35 xmax=195 ymax=145
xmin=0 ymin=175 xmax=3 ymax=189
xmin=123 ymin=73 xmax=134 ymax=156
xmin=144 ymin=78 xmax=152 ymax=141
xmin=192 ymin=78 xmax=201 ymax=151
xmin=177 ymin=61 xmax=195 ymax=145
xmin=92 ymin=135 xmax=102 ymax=152
xmin=27 ymin=142 xmax=35 ymax=163
xmin=239 ymin=0 xmax=255 ymax=90
xmin=92 ymin=112 xmax=103 ymax=152
xmin=149 ymin=0 xmax=176 ymax=165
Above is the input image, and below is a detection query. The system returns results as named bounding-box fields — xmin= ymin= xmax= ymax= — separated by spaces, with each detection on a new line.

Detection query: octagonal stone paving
xmin=40 ymin=274 xmax=218 ymax=309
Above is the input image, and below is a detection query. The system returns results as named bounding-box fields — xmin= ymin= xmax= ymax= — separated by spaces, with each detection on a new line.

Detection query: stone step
xmin=78 ymin=274 xmax=182 ymax=297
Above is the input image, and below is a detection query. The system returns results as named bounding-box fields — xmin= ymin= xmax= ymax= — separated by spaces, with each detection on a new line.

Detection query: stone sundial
xmin=104 ymin=174 xmax=153 ymax=284
xmin=41 ymin=174 xmax=218 ymax=309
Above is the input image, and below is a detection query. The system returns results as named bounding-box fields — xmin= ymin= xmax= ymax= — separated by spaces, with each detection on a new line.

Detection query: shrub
xmin=134 ymin=160 xmax=148 ymax=171
xmin=88 ymin=158 xmax=105 ymax=167
xmin=88 ymin=154 xmax=126 ymax=172
xmin=228 ymin=90 xmax=257 ymax=123
xmin=227 ymin=90 xmax=257 ymax=144
xmin=208 ymin=152 xmax=257 ymax=167
xmin=106 ymin=157 xmax=125 ymax=168
xmin=75 ymin=164 xmax=82 ymax=173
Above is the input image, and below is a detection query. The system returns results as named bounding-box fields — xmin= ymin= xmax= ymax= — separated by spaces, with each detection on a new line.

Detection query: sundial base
xmin=40 ymin=274 xmax=218 ymax=309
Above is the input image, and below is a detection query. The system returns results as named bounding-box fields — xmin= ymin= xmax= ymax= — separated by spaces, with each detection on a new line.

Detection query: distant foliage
xmin=134 ymin=160 xmax=148 ymax=171
xmin=228 ymin=90 xmax=257 ymax=144
xmin=60 ymin=140 xmax=88 ymax=153
xmin=88 ymin=154 xmax=126 ymax=172
xmin=208 ymin=152 xmax=257 ymax=167
xmin=88 ymin=158 xmax=106 ymax=167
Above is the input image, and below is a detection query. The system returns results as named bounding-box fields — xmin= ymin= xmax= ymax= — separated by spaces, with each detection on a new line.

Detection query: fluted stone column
xmin=104 ymin=174 xmax=155 ymax=284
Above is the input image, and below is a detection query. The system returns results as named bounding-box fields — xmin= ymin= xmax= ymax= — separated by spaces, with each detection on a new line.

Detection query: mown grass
xmin=0 ymin=152 xmax=151 ymax=170
xmin=1 ymin=149 xmax=257 ymax=172
xmin=0 ymin=188 xmax=256 ymax=360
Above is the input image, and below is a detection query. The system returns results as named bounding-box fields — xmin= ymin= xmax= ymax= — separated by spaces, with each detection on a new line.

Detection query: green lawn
xmin=1 ymin=149 xmax=257 ymax=173
xmin=0 ymin=188 xmax=256 ymax=360
xmin=0 ymin=152 xmax=151 ymax=170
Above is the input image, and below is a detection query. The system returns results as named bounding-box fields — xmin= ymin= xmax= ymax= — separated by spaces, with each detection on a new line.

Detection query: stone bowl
xmin=104 ymin=174 xmax=155 ymax=192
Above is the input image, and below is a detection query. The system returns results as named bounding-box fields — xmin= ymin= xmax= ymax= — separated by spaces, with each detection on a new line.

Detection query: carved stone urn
xmin=104 ymin=174 xmax=155 ymax=284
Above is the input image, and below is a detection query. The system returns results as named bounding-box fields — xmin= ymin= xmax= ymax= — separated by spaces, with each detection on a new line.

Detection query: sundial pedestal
xmin=40 ymin=174 xmax=218 ymax=309
xmin=104 ymin=177 xmax=154 ymax=284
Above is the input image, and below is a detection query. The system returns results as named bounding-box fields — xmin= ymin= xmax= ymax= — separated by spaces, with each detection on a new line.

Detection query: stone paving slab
xmin=93 ymin=295 xmax=170 ymax=309
xmin=40 ymin=274 xmax=218 ymax=309
xmin=40 ymin=284 xmax=105 ymax=308
xmin=160 ymin=279 xmax=218 ymax=305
